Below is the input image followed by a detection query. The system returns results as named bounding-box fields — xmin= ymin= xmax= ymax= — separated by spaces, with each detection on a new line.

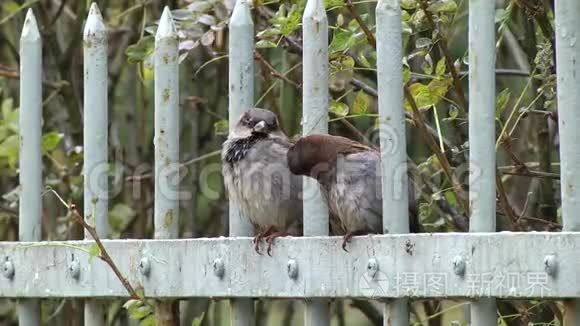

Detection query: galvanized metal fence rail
xmin=3 ymin=0 xmax=580 ymax=325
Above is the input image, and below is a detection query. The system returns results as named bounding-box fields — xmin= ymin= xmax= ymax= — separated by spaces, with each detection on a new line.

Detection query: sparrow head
xmin=230 ymin=108 xmax=283 ymax=139
xmin=287 ymin=134 xmax=373 ymax=179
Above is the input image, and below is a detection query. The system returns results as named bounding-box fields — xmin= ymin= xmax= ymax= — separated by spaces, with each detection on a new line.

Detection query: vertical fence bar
xmin=18 ymin=9 xmax=42 ymax=326
xmin=83 ymin=3 xmax=108 ymax=325
xmin=468 ymin=0 xmax=496 ymax=324
xmin=302 ymin=0 xmax=330 ymax=324
xmin=154 ymin=6 xmax=180 ymax=323
xmin=555 ymin=0 xmax=580 ymax=323
xmin=376 ymin=1 xmax=409 ymax=325
xmin=228 ymin=0 xmax=256 ymax=323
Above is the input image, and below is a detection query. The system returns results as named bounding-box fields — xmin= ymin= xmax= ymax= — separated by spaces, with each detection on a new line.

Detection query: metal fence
xmin=3 ymin=0 xmax=580 ymax=325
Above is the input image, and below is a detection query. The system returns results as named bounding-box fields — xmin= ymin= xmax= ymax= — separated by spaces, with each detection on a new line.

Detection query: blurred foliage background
xmin=0 ymin=0 xmax=563 ymax=324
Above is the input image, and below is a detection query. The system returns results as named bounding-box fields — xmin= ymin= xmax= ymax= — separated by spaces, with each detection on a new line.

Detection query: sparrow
xmin=286 ymin=134 xmax=418 ymax=251
xmin=222 ymin=108 xmax=302 ymax=255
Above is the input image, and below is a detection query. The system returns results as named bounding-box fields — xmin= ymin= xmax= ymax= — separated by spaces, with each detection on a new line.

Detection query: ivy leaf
xmin=126 ymin=36 xmax=155 ymax=63
xmin=214 ymin=120 xmax=229 ymax=135
xmin=329 ymin=100 xmax=349 ymax=117
xmin=42 ymin=132 xmax=63 ymax=154
xmin=88 ymin=243 xmax=101 ymax=263
xmin=427 ymin=0 xmax=458 ymax=13
xmin=495 ymin=88 xmax=511 ymax=117
xmin=352 ymin=90 xmax=370 ymax=114
xmin=435 ymin=58 xmax=446 ymax=77
xmin=256 ymin=40 xmax=278 ymax=49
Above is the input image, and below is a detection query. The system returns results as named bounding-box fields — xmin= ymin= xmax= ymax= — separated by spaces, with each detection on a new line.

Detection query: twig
xmin=404 ymin=87 xmax=469 ymax=214
xmin=68 ymin=205 xmax=140 ymax=300
xmin=350 ymin=300 xmax=382 ymax=326
xmin=125 ymin=150 xmax=221 ymax=182
xmin=255 ymin=50 xmax=301 ymax=88
xmin=345 ymin=0 xmax=376 ymax=48
xmin=495 ymin=172 xmax=520 ymax=231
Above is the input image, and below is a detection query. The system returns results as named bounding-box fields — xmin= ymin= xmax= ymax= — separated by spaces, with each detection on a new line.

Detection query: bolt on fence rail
xmin=6 ymin=0 xmax=580 ymax=325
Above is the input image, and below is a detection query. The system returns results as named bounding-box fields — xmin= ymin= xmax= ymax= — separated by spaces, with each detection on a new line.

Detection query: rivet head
xmin=68 ymin=259 xmax=80 ymax=280
xmin=213 ymin=258 xmax=225 ymax=279
xmin=2 ymin=259 xmax=14 ymax=279
xmin=287 ymin=259 xmax=298 ymax=280
xmin=452 ymin=256 xmax=465 ymax=276
xmin=366 ymin=258 xmax=379 ymax=279
xmin=544 ymin=254 xmax=558 ymax=277
xmin=139 ymin=257 xmax=151 ymax=276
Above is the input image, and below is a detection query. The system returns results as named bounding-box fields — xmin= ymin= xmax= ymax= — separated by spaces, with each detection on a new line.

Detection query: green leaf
xmin=140 ymin=315 xmax=156 ymax=326
xmin=256 ymin=28 xmax=281 ymax=40
xmin=256 ymin=40 xmax=278 ymax=49
xmin=427 ymin=78 xmax=451 ymax=103
xmin=329 ymin=100 xmax=349 ymax=117
xmin=403 ymin=67 xmax=411 ymax=84
xmin=400 ymin=0 xmax=417 ymax=10
xmin=352 ymin=90 xmax=370 ymax=114
xmin=88 ymin=243 xmax=101 ymax=263
xmin=495 ymin=88 xmax=511 ymax=117
xmin=191 ymin=312 xmax=206 ymax=326
xmin=0 ymin=134 xmax=19 ymax=168
xmin=324 ymin=0 xmax=343 ymax=8
xmin=126 ymin=36 xmax=155 ymax=64
xmin=427 ymin=0 xmax=458 ymax=13
xmin=422 ymin=54 xmax=433 ymax=75
xmin=448 ymin=105 xmax=459 ymax=119
xmin=42 ymin=132 xmax=63 ymax=154
xmin=415 ymin=37 xmax=432 ymax=49
xmin=214 ymin=120 xmax=229 ymax=135
xmin=329 ymin=29 xmax=352 ymax=53
xmin=435 ymin=58 xmax=446 ymax=77
xmin=280 ymin=5 xmax=302 ymax=36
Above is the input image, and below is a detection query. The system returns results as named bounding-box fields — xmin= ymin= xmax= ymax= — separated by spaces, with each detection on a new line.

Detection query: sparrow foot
xmin=342 ymin=230 xmax=367 ymax=252
xmin=265 ymin=230 xmax=290 ymax=256
xmin=252 ymin=226 xmax=275 ymax=255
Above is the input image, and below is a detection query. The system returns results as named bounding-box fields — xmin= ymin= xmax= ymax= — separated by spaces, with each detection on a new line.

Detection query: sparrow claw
xmin=342 ymin=233 xmax=353 ymax=252
xmin=264 ymin=231 xmax=290 ymax=256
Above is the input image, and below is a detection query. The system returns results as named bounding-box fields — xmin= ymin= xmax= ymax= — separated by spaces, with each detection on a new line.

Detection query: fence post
xmin=302 ymin=0 xmax=330 ymax=324
xmin=555 ymin=0 xmax=580 ymax=323
xmin=376 ymin=0 xmax=409 ymax=324
xmin=228 ymin=0 xmax=256 ymax=323
xmin=83 ymin=3 xmax=109 ymax=325
xmin=468 ymin=0 xmax=497 ymax=324
xmin=18 ymin=9 xmax=42 ymax=326
xmin=154 ymin=6 xmax=180 ymax=324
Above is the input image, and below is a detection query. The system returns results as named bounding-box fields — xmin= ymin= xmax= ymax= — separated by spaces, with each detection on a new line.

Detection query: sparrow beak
xmin=252 ymin=120 xmax=267 ymax=133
